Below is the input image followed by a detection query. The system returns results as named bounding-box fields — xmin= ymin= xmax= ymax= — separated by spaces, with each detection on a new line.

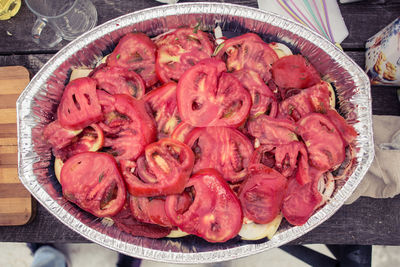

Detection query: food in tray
xmin=44 ymin=27 xmax=357 ymax=243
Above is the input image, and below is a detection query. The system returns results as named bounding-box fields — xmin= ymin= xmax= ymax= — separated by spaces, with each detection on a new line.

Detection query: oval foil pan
xmin=17 ymin=3 xmax=373 ymax=263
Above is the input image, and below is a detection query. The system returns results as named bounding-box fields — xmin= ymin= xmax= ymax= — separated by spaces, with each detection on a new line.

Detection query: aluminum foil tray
xmin=17 ymin=3 xmax=373 ymax=263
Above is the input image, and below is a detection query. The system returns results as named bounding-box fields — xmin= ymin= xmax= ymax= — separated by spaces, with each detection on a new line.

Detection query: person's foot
xmin=27 ymin=243 xmax=53 ymax=254
xmin=27 ymin=243 xmax=70 ymax=267
xmin=117 ymin=253 xmax=142 ymax=267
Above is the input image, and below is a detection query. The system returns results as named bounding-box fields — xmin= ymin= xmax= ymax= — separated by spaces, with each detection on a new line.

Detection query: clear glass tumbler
xmin=25 ymin=0 xmax=97 ymax=48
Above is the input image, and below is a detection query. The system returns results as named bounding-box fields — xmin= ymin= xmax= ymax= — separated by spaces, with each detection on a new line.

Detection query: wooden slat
xmin=0 ymin=197 xmax=32 ymax=226
xmin=0 ymin=65 xmax=29 ymax=80
xmin=0 ymin=82 xmax=27 ymax=94
xmin=0 ymin=137 xmax=18 ymax=146
xmin=0 ymin=108 xmax=17 ymax=124
xmin=0 ymin=94 xmax=19 ymax=108
xmin=0 ymin=198 xmax=31 ymax=214
xmin=340 ymin=2 xmax=400 ymax=50
xmin=0 ymin=167 xmax=19 ymax=183
xmin=0 ymin=213 xmax=33 ymax=226
xmin=0 ymin=123 xmax=17 ymax=136
xmin=0 ymin=146 xmax=17 ymax=154
xmin=0 ymin=183 xmax=31 ymax=198
xmin=0 ymin=154 xmax=18 ymax=165
xmin=0 ymin=66 xmax=30 ymax=94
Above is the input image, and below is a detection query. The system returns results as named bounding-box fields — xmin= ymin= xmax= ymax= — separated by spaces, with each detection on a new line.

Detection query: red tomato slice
xmin=325 ymin=109 xmax=357 ymax=145
xmin=60 ymin=152 xmax=126 ymax=217
xmin=177 ymin=58 xmax=251 ymax=127
xmin=121 ymin=138 xmax=194 ymax=197
xmin=107 ymin=33 xmax=158 ymax=87
xmin=111 ymin=201 xmax=171 ymax=238
xmin=216 ymin=33 xmax=278 ymax=82
xmin=250 ymin=144 xmax=277 ymax=169
xmin=143 ymin=82 xmax=181 ymax=138
xmin=91 ymin=66 xmax=145 ymax=99
xmin=174 ymin=190 xmax=192 ymax=214
xmin=232 ymin=69 xmax=277 ymax=117
xmin=165 ymin=169 xmax=243 ymax=243
xmin=298 ymin=113 xmax=345 ymax=171
xmin=43 ymin=120 xmax=82 ymax=150
xmin=282 ymin=168 xmax=324 ymax=226
xmin=250 ymin=142 xmax=309 ymax=184
xmin=279 ymin=81 xmax=331 ymax=121
xmin=185 ymin=127 xmax=254 ymax=183
xmin=238 ymin=164 xmax=287 ymax=224
xmin=129 ymin=196 xmax=173 ymax=227
xmin=100 ymin=94 xmax=157 ymax=161
xmin=155 ymin=28 xmax=215 ymax=83
xmin=170 ymin=122 xmax=195 ymax=143
xmin=57 ymin=77 xmax=103 ymax=130
xmin=129 ymin=195 xmax=153 ymax=225
xmin=96 ymin=90 xmax=115 ymax=114
xmin=272 ymin=55 xmax=321 ymax=89
xmin=294 ymin=145 xmax=311 ymax=185
xmin=53 ymin=123 xmax=104 ymax=161
xmin=248 ymin=115 xmax=298 ymax=145
xmin=274 ymin=141 xmax=309 ymax=183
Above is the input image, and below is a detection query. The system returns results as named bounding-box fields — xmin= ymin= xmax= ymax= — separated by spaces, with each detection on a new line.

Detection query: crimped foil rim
xmin=17 ymin=2 xmax=374 ymax=263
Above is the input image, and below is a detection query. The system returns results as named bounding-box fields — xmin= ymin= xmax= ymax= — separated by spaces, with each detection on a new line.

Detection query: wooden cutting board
xmin=0 ymin=66 xmax=34 ymax=226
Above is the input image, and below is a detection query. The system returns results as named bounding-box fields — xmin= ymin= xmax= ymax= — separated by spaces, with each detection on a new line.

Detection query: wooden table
xmin=0 ymin=0 xmax=399 ymax=245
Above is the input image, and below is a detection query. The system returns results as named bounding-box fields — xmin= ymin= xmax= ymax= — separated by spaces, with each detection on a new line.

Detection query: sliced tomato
xmin=185 ymin=127 xmax=254 ymax=183
xmin=232 ymin=69 xmax=277 ymax=117
xmin=170 ymin=122 xmax=195 ymax=143
xmin=57 ymin=77 xmax=103 ymax=130
xmin=155 ymin=27 xmax=215 ymax=83
xmin=298 ymin=113 xmax=345 ymax=171
xmin=238 ymin=164 xmax=287 ymax=224
xmin=325 ymin=109 xmax=357 ymax=145
xmin=129 ymin=195 xmax=155 ymax=225
xmin=100 ymin=94 xmax=157 ymax=161
xmin=111 ymin=201 xmax=171 ymax=238
xmin=216 ymin=33 xmax=278 ymax=82
xmin=107 ymin=33 xmax=158 ymax=87
xmin=143 ymin=82 xmax=181 ymax=138
xmin=96 ymin=90 xmax=115 ymax=114
xmin=274 ymin=141 xmax=309 ymax=184
xmin=129 ymin=196 xmax=173 ymax=227
xmin=165 ymin=169 xmax=243 ymax=243
xmin=60 ymin=152 xmax=126 ymax=217
xmin=177 ymin=58 xmax=251 ymax=127
xmin=250 ymin=142 xmax=309 ymax=184
xmin=272 ymin=55 xmax=321 ymax=89
xmin=43 ymin=120 xmax=82 ymax=150
xmin=282 ymin=168 xmax=324 ymax=226
xmin=174 ymin=190 xmax=192 ymax=214
xmin=247 ymin=115 xmax=298 ymax=145
xmin=91 ymin=66 xmax=145 ymax=99
xmin=250 ymin=144 xmax=276 ymax=169
xmin=278 ymin=81 xmax=331 ymax=121
xmin=121 ymin=138 xmax=194 ymax=197
xmin=294 ymin=144 xmax=311 ymax=185
xmin=53 ymin=123 xmax=104 ymax=161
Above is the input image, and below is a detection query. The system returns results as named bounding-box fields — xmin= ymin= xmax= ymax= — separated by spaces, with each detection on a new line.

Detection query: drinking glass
xmin=25 ymin=0 xmax=97 ymax=48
